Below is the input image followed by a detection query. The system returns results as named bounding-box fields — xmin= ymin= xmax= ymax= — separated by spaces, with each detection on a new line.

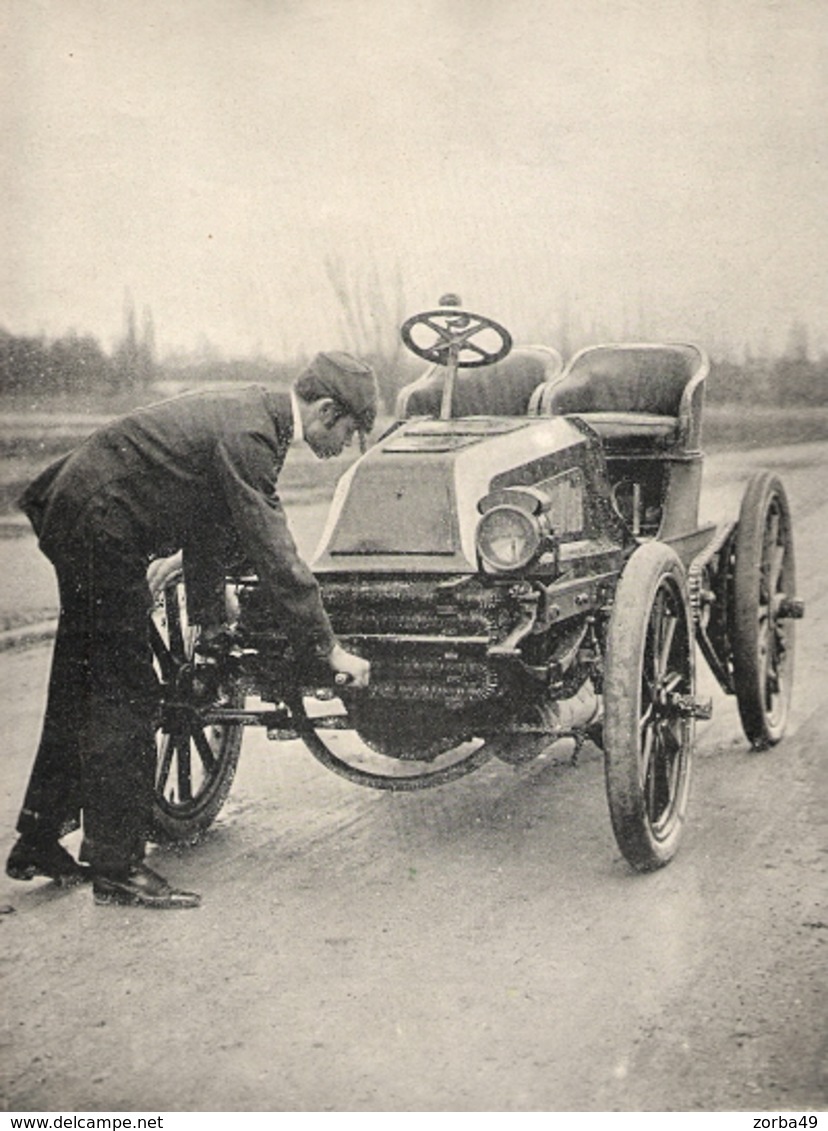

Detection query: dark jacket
xmin=19 ymin=386 xmax=335 ymax=656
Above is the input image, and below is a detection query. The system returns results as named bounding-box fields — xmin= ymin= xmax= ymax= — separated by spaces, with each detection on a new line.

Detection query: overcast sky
xmin=2 ymin=0 xmax=826 ymax=359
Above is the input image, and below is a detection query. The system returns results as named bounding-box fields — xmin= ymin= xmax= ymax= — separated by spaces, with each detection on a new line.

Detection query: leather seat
xmin=533 ymin=344 xmax=708 ymax=451
xmin=396 ymin=346 xmax=563 ymax=419
xmin=573 ymin=413 xmax=678 ymax=441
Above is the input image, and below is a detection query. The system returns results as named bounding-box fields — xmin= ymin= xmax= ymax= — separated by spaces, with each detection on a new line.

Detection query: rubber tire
xmin=731 ymin=472 xmax=796 ymax=749
xmin=150 ymin=582 xmax=244 ymax=845
xmin=604 ymin=542 xmax=695 ymax=872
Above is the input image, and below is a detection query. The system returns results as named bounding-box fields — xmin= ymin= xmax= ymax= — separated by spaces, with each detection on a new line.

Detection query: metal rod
xmin=440 ymin=342 xmax=460 ymax=419
xmin=341 ymin=633 xmax=489 ymax=646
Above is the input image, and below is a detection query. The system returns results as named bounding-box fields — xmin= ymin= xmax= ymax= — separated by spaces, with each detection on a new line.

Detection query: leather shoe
xmin=93 ymin=863 xmax=201 ymax=909
xmin=6 ymin=837 xmax=91 ymax=887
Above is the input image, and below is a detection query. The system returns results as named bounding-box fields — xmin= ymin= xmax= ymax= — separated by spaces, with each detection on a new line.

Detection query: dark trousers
xmin=16 ymin=507 xmax=159 ymax=874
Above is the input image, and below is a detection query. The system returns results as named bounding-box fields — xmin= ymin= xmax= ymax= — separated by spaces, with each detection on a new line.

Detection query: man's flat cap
xmin=301 ymin=351 xmax=379 ymax=433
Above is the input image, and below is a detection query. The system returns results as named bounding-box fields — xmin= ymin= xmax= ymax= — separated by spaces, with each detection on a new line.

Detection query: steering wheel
xmin=401 ymin=303 xmax=512 ymax=369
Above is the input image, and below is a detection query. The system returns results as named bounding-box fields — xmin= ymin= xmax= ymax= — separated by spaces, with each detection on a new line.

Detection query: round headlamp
xmin=476 ymin=505 xmax=541 ymax=572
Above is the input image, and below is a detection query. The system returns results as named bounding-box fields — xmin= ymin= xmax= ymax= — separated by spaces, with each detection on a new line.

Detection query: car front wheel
xmin=149 ymin=581 xmax=244 ymax=844
xmin=603 ymin=542 xmax=695 ymax=872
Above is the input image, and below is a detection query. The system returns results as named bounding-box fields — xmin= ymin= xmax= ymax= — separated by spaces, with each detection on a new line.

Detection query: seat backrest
xmin=540 ymin=344 xmax=702 ymax=417
xmin=395 ymin=346 xmax=563 ymax=419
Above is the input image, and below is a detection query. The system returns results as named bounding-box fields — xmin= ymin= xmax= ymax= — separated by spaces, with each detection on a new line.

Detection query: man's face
xmin=305 ymin=402 xmax=359 ymax=460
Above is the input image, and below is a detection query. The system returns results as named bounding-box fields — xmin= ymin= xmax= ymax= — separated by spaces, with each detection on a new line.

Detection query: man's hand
xmin=328 ymin=642 xmax=371 ymax=688
xmin=147 ymin=550 xmax=183 ymax=598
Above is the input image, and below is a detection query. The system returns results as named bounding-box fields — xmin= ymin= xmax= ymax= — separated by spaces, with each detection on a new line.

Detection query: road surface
xmin=0 ymin=444 xmax=825 ymax=1112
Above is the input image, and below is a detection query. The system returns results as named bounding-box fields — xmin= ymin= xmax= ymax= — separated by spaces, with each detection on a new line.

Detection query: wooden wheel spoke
xmin=174 ymin=732 xmax=193 ymax=802
xmin=639 ymin=723 xmax=655 ymax=792
xmin=757 ymin=616 xmax=770 ymax=661
xmin=766 ymin=510 xmax=780 ymax=557
xmin=648 ymin=726 xmax=673 ymax=821
xmin=192 ymin=727 xmax=217 ymax=776
xmin=165 ymin=590 xmax=189 ymax=664
xmin=663 ymin=723 xmax=684 ymax=804
xmin=765 ymin=620 xmax=783 ymax=697
xmin=769 ymin=627 xmax=787 ymax=695
xmin=642 ymin=669 xmax=658 ymax=703
xmin=156 ymin=733 xmax=175 ymax=793
xmin=650 ymin=722 xmax=676 ymax=819
xmin=767 ymin=543 xmax=785 ymax=596
xmin=757 ymin=587 xmax=771 ymax=621
xmin=656 ymin=610 xmax=678 ymax=679
xmin=642 ymin=726 xmax=657 ymax=809
xmin=660 ymin=716 xmax=682 ymax=760
xmin=149 ymin=619 xmax=176 ymax=683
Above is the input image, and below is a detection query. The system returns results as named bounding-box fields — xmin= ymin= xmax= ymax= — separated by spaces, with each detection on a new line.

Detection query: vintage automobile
xmin=150 ymin=297 xmax=804 ymax=871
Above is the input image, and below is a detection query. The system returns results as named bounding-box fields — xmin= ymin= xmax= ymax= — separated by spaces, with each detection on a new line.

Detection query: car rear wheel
xmin=149 ymin=582 xmax=244 ymax=844
xmin=603 ymin=542 xmax=695 ymax=872
xmin=731 ymin=472 xmax=797 ymax=749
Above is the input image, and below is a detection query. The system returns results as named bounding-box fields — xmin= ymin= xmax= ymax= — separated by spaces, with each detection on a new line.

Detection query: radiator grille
xmin=319 ymin=577 xmax=517 ymax=707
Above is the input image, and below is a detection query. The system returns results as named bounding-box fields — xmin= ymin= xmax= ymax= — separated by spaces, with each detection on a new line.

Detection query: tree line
xmin=1 ymin=317 xmax=825 ymax=410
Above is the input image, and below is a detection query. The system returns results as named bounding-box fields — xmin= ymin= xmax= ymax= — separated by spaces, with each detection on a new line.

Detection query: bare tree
xmin=322 ymin=254 xmax=408 ymax=404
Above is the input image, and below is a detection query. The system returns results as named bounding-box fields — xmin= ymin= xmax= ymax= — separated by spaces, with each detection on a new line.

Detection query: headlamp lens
xmin=476 ymin=506 xmax=540 ymax=571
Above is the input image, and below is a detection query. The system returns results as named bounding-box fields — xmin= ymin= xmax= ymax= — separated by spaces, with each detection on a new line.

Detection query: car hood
xmin=311 ymin=416 xmax=594 ymax=573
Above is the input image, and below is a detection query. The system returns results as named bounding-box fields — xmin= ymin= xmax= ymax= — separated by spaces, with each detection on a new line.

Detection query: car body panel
xmin=313 ymin=415 xmax=604 ymax=573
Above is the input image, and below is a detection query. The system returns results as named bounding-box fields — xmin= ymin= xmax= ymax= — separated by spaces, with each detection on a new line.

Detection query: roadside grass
xmin=0 ymin=415 xmax=361 ymax=514
xmin=0 ymin=403 xmax=825 ymax=516
xmin=703 ymin=404 xmax=828 ymax=450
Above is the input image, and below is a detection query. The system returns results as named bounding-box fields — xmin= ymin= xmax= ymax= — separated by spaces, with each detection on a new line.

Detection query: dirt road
xmin=1 ymin=444 xmax=826 ymax=1112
